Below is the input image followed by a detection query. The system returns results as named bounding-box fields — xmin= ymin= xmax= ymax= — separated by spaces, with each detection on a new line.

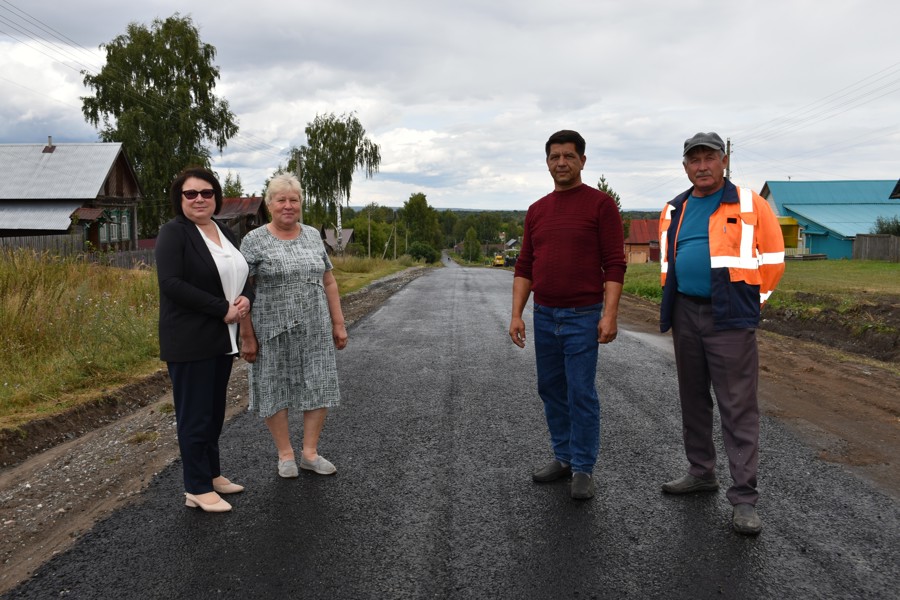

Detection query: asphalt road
xmin=5 ymin=265 xmax=898 ymax=599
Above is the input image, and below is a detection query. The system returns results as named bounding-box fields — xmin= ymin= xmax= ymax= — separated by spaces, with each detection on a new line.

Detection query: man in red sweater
xmin=509 ymin=130 xmax=627 ymax=500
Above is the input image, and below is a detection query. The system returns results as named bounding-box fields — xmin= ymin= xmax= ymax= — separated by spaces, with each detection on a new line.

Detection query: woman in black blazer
xmin=155 ymin=167 xmax=253 ymax=513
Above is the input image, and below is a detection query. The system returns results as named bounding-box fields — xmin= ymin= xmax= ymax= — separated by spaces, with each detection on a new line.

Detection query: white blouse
xmin=197 ymin=223 xmax=250 ymax=354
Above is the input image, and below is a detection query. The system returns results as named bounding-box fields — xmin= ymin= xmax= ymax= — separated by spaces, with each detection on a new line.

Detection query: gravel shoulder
xmin=1 ymin=264 xmax=897 ymax=595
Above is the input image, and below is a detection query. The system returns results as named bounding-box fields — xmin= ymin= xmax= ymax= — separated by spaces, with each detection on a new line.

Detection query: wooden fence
xmin=0 ymin=232 xmax=84 ymax=254
xmin=0 ymin=234 xmax=156 ymax=269
xmin=853 ymin=234 xmax=900 ymax=262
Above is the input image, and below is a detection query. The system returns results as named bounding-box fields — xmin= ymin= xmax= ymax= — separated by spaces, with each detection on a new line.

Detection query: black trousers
xmin=167 ymin=355 xmax=234 ymax=494
xmin=671 ymin=294 xmax=760 ymax=506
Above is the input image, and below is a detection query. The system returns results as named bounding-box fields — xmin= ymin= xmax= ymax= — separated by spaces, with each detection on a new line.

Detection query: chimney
xmin=42 ymin=136 xmax=55 ymax=153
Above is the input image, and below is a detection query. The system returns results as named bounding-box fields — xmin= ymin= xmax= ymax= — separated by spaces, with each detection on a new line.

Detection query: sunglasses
xmin=182 ymin=189 xmax=215 ymax=200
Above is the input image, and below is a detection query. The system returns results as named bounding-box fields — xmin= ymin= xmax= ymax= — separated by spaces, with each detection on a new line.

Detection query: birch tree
xmin=291 ymin=112 xmax=381 ymax=252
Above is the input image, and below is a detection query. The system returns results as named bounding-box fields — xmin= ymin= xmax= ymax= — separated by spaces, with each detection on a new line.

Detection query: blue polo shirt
xmin=674 ymin=188 xmax=724 ymax=298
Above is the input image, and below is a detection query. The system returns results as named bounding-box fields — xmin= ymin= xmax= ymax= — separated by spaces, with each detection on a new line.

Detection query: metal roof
xmin=218 ymin=196 xmax=264 ymax=219
xmin=625 ymin=218 xmax=657 ymax=244
xmin=0 ymin=143 xmax=124 ymax=200
xmin=73 ymin=207 xmax=105 ymax=221
xmin=0 ymin=201 xmax=82 ymax=231
xmin=321 ymin=227 xmax=354 ymax=249
xmin=759 ymin=180 xmax=900 ymax=238
xmin=762 ymin=180 xmax=897 ymax=208
xmin=782 ymin=203 xmax=900 ymax=238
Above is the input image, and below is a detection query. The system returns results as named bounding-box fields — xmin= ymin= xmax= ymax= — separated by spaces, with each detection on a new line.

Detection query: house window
xmin=109 ymin=210 xmax=120 ymax=242
xmin=99 ymin=221 xmax=108 ymax=243
xmin=120 ymin=210 xmax=130 ymax=241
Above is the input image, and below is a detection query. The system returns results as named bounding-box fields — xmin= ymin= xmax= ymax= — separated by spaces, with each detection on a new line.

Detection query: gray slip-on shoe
xmin=661 ymin=474 xmax=720 ymax=494
xmin=532 ymin=460 xmax=572 ymax=483
xmin=300 ymin=455 xmax=337 ymax=475
xmin=278 ymin=459 xmax=299 ymax=478
xmin=732 ymin=503 xmax=762 ymax=535
xmin=570 ymin=472 xmax=594 ymax=500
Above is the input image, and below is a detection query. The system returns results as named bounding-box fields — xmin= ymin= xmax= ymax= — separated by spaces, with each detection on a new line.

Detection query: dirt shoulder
xmin=0 ymin=266 xmax=898 ymax=595
xmin=615 ymin=294 xmax=900 ymax=497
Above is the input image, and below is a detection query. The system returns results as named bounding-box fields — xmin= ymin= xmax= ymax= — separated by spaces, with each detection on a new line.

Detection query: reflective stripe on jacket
xmin=658 ymin=180 xmax=785 ymax=332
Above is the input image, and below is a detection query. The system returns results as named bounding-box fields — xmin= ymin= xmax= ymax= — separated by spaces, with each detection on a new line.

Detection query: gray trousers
xmin=672 ymin=294 xmax=760 ymax=506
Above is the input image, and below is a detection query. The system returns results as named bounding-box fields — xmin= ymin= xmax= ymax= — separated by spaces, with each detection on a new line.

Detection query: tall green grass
xmin=331 ymin=254 xmax=422 ymax=294
xmin=0 ymin=250 xmax=160 ymax=427
xmin=0 ymin=251 xmax=420 ymax=426
xmin=622 ymin=263 xmax=662 ymax=301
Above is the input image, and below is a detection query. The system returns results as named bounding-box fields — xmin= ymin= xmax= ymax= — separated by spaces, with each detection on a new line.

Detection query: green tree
xmin=439 ymin=209 xmax=459 ymax=248
xmin=349 ymin=203 xmax=393 ymax=258
xmin=597 ymin=175 xmax=630 ymax=240
xmin=81 ymin=14 xmax=238 ymax=237
xmin=290 ymin=112 xmax=381 ymax=252
xmin=475 ymin=211 xmax=502 ymax=244
xmin=872 ymin=215 xmax=900 ymax=236
xmin=462 ymin=226 xmax=482 ymax=262
xmin=399 ymin=192 xmax=443 ymax=249
xmin=408 ymin=241 xmax=440 ymax=263
xmin=222 ymin=171 xmax=244 ymax=197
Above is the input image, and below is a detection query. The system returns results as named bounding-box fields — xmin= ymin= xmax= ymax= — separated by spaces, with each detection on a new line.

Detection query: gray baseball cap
xmin=683 ymin=132 xmax=725 ymax=156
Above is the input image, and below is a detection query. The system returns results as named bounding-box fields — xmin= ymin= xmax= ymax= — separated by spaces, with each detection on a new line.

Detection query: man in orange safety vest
xmin=658 ymin=131 xmax=785 ymax=535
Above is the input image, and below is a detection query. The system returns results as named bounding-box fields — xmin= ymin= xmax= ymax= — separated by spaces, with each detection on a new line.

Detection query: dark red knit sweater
xmin=514 ymin=183 xmax=626 ymax=308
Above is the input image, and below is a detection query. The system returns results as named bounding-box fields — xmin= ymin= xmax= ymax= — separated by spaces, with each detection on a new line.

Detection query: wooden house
xmin=624 ymin=218 xmax=659 ymax=263
xmin=0 ymin=139 xmax=143 ymax=252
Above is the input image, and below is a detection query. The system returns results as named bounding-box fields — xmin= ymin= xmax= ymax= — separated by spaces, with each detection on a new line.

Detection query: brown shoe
xmin=733 ymin=503 xmax=762 ymax=535
xmin=661 ymin=474 xmax=719 ymax=494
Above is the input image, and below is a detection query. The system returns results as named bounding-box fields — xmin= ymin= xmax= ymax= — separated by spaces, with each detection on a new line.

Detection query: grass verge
xmin=0 ymin=250 xmax=418 ymax=428
xmin=623 ymin=260 xmax=900 ymax=306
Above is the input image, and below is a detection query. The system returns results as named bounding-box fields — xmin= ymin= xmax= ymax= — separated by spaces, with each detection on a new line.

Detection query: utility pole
xmin=294 ymin=152 xmax=304 ymax=224
xmin=725 ymin=138 xmax=732 ymax=180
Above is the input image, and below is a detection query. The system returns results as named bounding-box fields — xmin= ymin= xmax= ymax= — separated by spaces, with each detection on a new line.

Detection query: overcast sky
xmin=1 ymin=0 xmax=898 ymax=211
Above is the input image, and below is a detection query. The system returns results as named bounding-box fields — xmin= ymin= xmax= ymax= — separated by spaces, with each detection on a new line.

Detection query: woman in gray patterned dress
xmin=238 ymin=173 xmax=348 ymax=478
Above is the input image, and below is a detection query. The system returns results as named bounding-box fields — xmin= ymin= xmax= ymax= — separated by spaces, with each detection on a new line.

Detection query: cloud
xmin=2 ymin=1 xmax=899 ymax=211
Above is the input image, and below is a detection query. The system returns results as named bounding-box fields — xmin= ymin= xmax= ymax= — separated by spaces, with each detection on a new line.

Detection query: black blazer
xmin=155 ymin=215 xmax=254 ymax=362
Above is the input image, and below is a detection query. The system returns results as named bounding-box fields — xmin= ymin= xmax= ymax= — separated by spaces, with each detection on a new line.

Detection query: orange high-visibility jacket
xmin=658 ymin=180 xmax=785 ymax=332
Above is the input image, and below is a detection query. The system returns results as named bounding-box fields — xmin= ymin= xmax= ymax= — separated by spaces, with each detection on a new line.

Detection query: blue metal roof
xmin=762 ymin=180 xmax=900 ymax=239
xmin=763 ymin=180 xmax=896 ymax=208
xmin=783 ymin=203 xmax=900 ymax=238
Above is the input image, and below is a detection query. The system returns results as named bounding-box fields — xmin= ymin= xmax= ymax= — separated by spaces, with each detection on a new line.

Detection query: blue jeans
xmin=533 ymin=302 xmax=602 ymax=474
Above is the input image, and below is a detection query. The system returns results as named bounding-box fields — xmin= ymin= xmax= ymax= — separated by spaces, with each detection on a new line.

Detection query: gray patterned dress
xmin=240 ymin=224 xmax=340 ymax=418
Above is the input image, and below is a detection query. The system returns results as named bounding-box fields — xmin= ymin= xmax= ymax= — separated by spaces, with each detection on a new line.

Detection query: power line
xmin=0 ymin=0 xmax=292 ymax=164
xmin=735 ymin=62 xmax=900 ymax=147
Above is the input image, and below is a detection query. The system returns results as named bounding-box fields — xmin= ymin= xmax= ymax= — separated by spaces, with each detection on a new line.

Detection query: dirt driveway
xmin=0 ymin=267 xmax=897 ymax=595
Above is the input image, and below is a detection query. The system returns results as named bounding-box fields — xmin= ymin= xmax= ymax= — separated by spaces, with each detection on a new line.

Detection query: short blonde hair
xmin=265 ymin=173 xmax=303 ymax=205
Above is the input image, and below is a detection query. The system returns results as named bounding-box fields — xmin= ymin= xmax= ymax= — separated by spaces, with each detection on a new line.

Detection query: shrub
xmin=408 ymin=242 xmax=440 ymax=263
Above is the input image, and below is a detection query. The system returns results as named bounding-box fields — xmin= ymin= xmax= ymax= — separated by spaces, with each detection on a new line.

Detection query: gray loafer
xmin=278 ymin=459 xmax=299 ymax=478
xmin=733 ymin=503 xmax=762 ymax=535
xmin=532 ymin=460 xmax=572 ymax=483
xmin=300 ymin=455 xmax=336 ymax=475
xmin=661 ymin=474 xmax=719 ymax=494
xmin=570 ymin=472 xmax=594 ymax=500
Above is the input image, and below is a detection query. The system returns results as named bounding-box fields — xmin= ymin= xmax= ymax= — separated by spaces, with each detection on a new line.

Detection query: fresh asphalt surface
xmin=5 ymin=264 xmax=898 ymax=599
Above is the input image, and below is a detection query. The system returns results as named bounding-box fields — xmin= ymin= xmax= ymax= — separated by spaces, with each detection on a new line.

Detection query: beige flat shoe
xmin=212 ymin=478 xmax=244 ymax=494
xmin=184 ymin=492 xmax=232 ymax=513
